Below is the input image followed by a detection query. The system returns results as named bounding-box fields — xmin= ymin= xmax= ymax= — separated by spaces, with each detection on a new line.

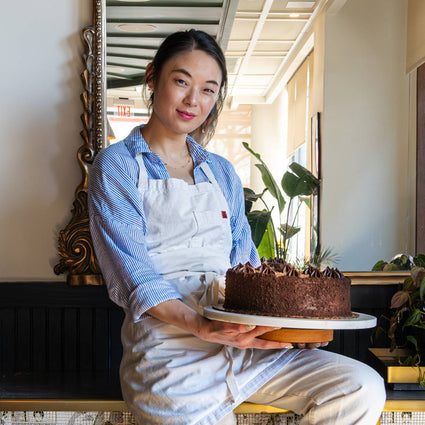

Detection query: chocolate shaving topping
xmin=244 ymin=262 xmax=256 ymax=273
xmin=288 ymin=268 xmax=299 ymax=277
xmin=302 ymin=265 xmax=322 ymax=277
xmin=264 ymin=258 xmax=287 ymax=272
xmin=322 ymin=267 xmax=343 ymax=278
xmin=258 ymin=263 xmax=276 ymax=275
xmin=310 ymin=268 xmax=323 ymax=277
xmin=282 ymin=263 xmax=299 ymax=276
xmin=232 ymin=263 xmax=245 ymax=272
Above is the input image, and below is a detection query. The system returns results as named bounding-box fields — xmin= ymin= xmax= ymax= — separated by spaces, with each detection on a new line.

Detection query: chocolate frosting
xmin=282 ymin=263 xmax=299 ymax=276
xmin=322 ymin=266 xmax=343 ymax=278
xmin=302 ymin=265 xmax=322 ymax=277
xmin=232 ymin=262 xmax=256 ymax=273
xmin=257 ymin=263 xmax=276 ymax=275
xmin=263 ymin=257 xmax=287 ymax=272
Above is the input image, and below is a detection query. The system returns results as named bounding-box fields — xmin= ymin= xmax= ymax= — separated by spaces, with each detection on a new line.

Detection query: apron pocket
xmin=146 ymin=212 xmax=198 ymax=251
xmin=193 ymin=210 xmax=229 ymax=247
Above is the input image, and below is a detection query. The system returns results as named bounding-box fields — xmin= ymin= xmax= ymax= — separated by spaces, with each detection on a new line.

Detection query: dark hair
xmin=143 ymin=29 xmax=228 ymax=145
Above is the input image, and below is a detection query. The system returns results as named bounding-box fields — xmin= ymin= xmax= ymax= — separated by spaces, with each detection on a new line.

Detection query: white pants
xmin=217 ymin=349 xmax=386 ymax=425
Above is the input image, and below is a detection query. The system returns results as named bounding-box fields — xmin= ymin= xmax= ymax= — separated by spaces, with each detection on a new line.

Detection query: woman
xmin=88 ymin=29 xmax=386 ymax=425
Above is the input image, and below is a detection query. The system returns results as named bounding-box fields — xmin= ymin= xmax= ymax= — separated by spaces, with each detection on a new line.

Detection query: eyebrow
xmin=171 ymin=68 xmax=219 ymax=86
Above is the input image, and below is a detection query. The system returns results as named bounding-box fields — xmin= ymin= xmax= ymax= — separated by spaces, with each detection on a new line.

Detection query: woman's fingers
xmin=205 ymin=321 xmax=329 ymax=350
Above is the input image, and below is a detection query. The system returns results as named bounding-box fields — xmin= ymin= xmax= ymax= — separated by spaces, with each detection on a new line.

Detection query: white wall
xmin=321 ymin=0 xmax=413 ymax=270
xmin=0 ymin=0 xmax=90 ymax=280
xmin=250 ymin=90 xmax=287 ymax=194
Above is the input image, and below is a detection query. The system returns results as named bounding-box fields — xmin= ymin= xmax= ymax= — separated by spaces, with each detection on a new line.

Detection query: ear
xmin=145 ymin=63 xmax=155 ymax=91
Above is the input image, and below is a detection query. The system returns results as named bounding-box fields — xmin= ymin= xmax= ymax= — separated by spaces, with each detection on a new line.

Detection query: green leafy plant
xmin=242 ymin=142 xmax=320 ymax=262
xmin=372 ymin=253 xmax=425 ymax=271
xmin=374 ymin=255 xmax=425 ymax=387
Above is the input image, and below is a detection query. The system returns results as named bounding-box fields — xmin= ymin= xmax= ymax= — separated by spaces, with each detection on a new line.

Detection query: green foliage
xmin=372 ymin=253 xmax=424 ymax=271
xmin=257 ymin=220 xmax=276 ymax=259
xmin=376 ymin=257 xmax=425 ymax=386
xmin=242 ymin=142 xmax=320 ymax=262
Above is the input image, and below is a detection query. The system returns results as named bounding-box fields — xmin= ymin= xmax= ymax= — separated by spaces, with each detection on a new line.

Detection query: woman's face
xmin=149 ymin=49 xmax=222 ymax=136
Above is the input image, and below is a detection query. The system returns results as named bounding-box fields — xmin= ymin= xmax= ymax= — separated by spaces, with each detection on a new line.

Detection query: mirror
xmin=55 ymin=0 xmax=419 ymax=284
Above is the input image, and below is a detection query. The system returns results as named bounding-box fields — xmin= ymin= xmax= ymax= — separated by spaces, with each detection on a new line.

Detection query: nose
xmin=184 ymin=87 xmax=199 ymax=106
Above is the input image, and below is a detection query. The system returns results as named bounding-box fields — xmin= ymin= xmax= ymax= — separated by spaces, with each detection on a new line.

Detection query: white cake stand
xmin=203 ymin=305 xmax=377 ymax=343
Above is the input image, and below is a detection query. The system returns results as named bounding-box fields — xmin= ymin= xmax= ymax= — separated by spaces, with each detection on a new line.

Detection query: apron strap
xmin=199 ymin=162 xmax=219 ymax=188
xmin=136 ymin=153 xmax=149 ymax=189
xmin=222 ymin=346 xmax=240 ymax=402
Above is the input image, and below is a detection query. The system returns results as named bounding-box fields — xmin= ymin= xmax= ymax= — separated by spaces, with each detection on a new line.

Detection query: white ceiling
xmin=106 ymin=0 xmax=346 ymax=111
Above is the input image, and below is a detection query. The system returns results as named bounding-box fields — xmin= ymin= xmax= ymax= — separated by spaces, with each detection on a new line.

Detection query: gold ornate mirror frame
xmin=54 ymin=0 xmax=106 ymax=286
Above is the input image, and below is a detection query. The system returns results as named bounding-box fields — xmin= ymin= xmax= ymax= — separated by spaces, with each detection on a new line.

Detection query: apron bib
xmin=120 ymin=154 xmax=297 ymax=425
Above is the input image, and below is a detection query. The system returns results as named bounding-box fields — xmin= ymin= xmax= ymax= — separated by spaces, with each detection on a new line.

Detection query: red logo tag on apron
xmin=221 ymin=211 xmax=228 ymax=219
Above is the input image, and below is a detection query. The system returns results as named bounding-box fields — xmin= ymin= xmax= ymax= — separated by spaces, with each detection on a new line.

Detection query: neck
xmin=142 ymin=119 xmax=188 ymax=156
xmin=141 ymin=121 xmax=191 ymax=170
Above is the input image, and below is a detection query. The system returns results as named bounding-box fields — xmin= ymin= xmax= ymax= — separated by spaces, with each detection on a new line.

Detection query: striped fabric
xmin=88 ymin=125 xmax=260 ymax=321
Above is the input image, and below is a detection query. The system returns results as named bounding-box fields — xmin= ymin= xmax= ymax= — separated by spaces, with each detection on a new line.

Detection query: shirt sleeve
xmin=88 ymin=146 xmax=183 ymax=321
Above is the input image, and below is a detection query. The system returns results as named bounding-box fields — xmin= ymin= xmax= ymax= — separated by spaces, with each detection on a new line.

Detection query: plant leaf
xmin=279 ymin=223 xmax=301 ymax=240
xmin=407 ymin=335 xmax=418 ymax=350
xmin=413 ymin=267 xmax=425 ymax=288
xmin=244 ymin=188 xmax=255 ymax=213
xmin=372 ymin=260 xmax=386 ymax=271
xmin=420 ymin=275 xmax=425 ymax=300
xmin=413 ymin=254 xmax=425 ymax=268
xmin=299 ymin=196 xmax=311 ymax=209
xmin=255 ymin=164 xmax=286 ymax=213
xmin=243 ymin=142 xmax=286 ymax=213
xmin=246 ymin=210 xmax=271 ymax=247
xmin=403 ymin=276 xmax=414 ymax=291
xmin=257 ymin=219 xmax=276 ymax=259
xmin=383 ymin=263 xmax=400 ymax=271
xmin=404 ymin=308 xmax=422 ymax=327
xmin=281 ymin=162 xmax=320 ymax=198
xmin=244 ymin=187 xmax=266 ymax=213
xmin=289 ymin=162 xmax=320 ymax=184
xmin=242 ymin=141 xmax=263 ymax=163
xmin=391 ymin=290 xmax=410 ymax=308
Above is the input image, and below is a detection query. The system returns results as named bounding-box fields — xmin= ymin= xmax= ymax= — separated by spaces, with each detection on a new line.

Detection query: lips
xmin=177 ymin=110 xmax=196 ymax=120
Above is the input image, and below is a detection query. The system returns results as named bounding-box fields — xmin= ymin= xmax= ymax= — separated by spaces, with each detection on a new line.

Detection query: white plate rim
xmin=202 ymin=305 xmax=377 ymax=330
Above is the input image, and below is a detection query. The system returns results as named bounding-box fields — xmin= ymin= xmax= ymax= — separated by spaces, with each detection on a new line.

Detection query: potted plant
xmin=373 ymin=254 xmax=425 ymax=387
xmin=242 ymin=142 xmax=330 ymax=265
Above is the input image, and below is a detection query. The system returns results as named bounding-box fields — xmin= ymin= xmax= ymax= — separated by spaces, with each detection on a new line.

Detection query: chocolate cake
xmin=223 ymin=260 xmax=352 ymax=319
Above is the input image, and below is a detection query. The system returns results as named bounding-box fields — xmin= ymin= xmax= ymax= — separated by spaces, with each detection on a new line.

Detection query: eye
xmin=175 ymin=78 xmax=187 ymax=86
xmin=204 ymin=87 xmax=216 ymax=95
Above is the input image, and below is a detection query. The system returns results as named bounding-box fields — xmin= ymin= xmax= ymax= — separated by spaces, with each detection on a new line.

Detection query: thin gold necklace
xmin=163 ymin=153 xmax=192 ymax=169
xmin=146 ymin=136 xmax=192 ymax=169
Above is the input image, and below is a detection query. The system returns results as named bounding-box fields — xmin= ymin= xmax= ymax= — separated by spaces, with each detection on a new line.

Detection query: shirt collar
xmin=123 ymin=124 xmax=210 ymax=164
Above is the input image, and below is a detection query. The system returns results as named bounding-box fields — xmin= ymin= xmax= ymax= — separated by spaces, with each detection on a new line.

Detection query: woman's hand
xmin=198 ymin=319 xmax=294 ymax=350
xmin=198 ymin=319 xmax=328 ymax=350
xmin=147 ymin=300 xmax=328 ymax=350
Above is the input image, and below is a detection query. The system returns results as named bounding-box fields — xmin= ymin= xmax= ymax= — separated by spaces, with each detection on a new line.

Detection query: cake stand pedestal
xmin=260 ymin=328 xmax=334 ymax=343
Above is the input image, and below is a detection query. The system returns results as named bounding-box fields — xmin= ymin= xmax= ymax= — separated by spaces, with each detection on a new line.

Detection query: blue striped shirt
xmin=88 ymin=125 xmax=260 ymax=321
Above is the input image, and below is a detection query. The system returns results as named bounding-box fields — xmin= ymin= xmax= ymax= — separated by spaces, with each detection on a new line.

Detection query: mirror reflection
xmin=104 ymin=0 xmax=416 ymax=271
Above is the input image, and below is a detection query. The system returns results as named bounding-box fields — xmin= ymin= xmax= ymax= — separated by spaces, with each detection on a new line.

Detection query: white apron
xmin=120 ymin=154 xmax=297 ymax=425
